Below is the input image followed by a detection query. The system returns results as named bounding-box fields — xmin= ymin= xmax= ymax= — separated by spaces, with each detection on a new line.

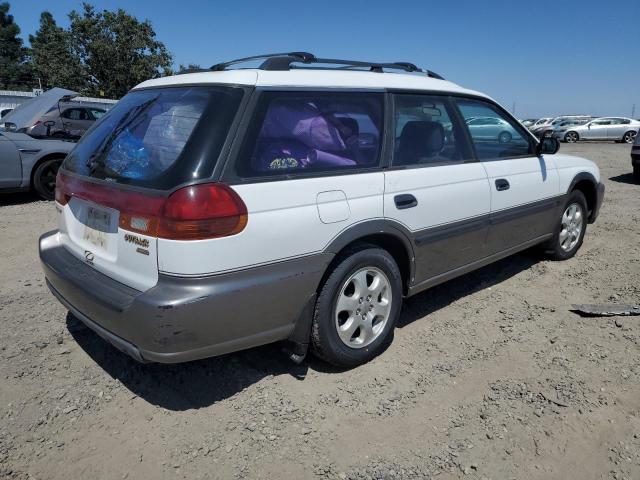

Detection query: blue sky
xmin=8 ymin=0 xmax=640 ymax=118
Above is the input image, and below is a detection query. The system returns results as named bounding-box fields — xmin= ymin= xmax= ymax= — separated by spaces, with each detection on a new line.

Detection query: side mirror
xmin=537 ymin=136 xmax=559 ymax=156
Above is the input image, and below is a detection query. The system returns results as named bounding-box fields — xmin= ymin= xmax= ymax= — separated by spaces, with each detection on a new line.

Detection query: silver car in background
xmin=531 ymin=115 xmax=592 ymax=138
xmin=465 ymin=116 xmax=518 ymax=143
xmin=556 ymin=117 xmax=640 ymax=143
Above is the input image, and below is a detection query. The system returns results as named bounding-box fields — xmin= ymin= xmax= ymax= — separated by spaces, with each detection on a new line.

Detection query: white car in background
xmin=557 ymin=117 xmax=640 ymax=143
xmin=39 ymin=52 xmax=605 ymax=368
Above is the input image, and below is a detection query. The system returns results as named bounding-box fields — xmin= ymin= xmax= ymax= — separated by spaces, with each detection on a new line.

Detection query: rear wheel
xmin=545 ymin=190 xmax=588 ymax=260
xmin=564 ymin=131 xmax=579 ymax=143
xmin=623 ymin=130 xmax=637 ymax=144
xmin=33 ymin=158 xmax=61 ymax=200
xmin=311 ymin=246 xmax=402 ymax=367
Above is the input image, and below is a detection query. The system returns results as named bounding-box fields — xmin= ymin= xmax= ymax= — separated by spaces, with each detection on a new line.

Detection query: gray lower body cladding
xmin=40 ymin=231 xmax=332 ymax=363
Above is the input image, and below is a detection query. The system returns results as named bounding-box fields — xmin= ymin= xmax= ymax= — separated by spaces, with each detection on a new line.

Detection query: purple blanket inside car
xmin=255 ymin=100 xmax=357 ymax=171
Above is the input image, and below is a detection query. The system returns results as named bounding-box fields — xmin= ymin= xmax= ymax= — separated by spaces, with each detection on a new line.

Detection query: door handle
xmin=495 ymin=179 xmax=510 ymax=191
xmin=394 ymin=194 xmax=418 ymax=209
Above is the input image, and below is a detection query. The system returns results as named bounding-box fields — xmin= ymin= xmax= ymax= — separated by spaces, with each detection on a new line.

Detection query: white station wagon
xmin=40 ymin=53 xmax=604 ymax=367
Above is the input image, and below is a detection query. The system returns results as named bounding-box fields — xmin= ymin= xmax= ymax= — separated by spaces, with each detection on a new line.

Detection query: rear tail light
xmin=32 ymin=120 xmax=42 ymax=127
xmin=56 ymin=172 xmax=247 ymax=240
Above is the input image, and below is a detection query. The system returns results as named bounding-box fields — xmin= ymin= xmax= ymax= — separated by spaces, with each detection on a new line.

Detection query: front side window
xmin=89 ymin=108 xmax=106 ymax=120
xmin=392 ymin=94 xmax=472 ymax=166
xmin=455 ymin=98 xmax=533 ymax=160
xmin=236 ymin=91 xmax=383 ymax=177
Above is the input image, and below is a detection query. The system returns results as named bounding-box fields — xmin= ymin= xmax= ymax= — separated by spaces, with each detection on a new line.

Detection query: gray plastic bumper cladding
xmin=39 ymin=231 xmax=332 ymax=363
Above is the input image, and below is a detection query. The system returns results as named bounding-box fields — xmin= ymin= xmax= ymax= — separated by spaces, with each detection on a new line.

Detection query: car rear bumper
xmin=40 ymin=230 xmax=331 ymax=363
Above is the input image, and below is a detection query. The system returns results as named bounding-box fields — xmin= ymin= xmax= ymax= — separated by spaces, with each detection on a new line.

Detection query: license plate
xmin=83 ymin=206 xmax=111 ymax=249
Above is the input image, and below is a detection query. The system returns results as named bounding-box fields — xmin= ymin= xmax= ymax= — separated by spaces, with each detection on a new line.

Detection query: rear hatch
xmin=56 ymin=85 xmax=245 ymax=291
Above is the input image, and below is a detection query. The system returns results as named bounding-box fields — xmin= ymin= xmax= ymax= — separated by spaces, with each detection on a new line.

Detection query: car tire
xmin=564 ymin=131 xmax=579 ymax=143
xmin=633 ymin=165 xmax=640 ymax=182
xmin=545 ymin=190 xmax=588 ymax=261
xmin=33 ymin=158 xmax=61 ymax=200
xmin=498 ymin=131 xmax=512 ymax=144
xmin=622 ymin=130 xmax=637 ymax=144
xmin=311 ymin=246 xmax=403 ymax=368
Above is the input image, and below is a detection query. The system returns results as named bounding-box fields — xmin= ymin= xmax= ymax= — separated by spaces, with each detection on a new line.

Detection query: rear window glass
xmin=235 ymin=91 xmax=384 ymax=177
xmin=63 ymin=86 xmax=244 ymax=189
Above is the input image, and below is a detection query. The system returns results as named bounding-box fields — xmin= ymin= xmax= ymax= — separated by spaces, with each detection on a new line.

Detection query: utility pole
xmin=632 ymin=104 xmax=636 ymax=119
xmin=512 ymin=102 xmax=516 ymax=116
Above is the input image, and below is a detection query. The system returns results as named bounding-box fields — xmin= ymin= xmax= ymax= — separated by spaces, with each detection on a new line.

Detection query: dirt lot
xmin=1 ymin=142 xmax=639 ymax=480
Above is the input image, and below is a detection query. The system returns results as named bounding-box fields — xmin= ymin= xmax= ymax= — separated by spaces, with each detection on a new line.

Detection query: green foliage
xmin=0 ymin=2 xmax=34 ymax=90
xmin=69 ymin=3 xmax=173 ymax=98
xmin=177 ymin=63 xmax=203 ymax=74
xmin=29 ymin=11 xmax=86 ymax=92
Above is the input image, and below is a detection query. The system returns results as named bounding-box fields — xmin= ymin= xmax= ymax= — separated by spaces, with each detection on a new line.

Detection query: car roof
xmin=134 ymin=69 xmax=489 ymax=99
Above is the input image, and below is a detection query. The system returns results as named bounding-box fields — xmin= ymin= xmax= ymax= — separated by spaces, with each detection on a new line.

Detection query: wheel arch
xmin=567 ymin=172 xmax=598 ymax=222
xmin=322 ymin=220 xmax=416 ymax=296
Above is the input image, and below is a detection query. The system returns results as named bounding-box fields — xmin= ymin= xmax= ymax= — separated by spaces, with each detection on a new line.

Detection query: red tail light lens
xmin=159 ymin=184 xmax=248 ymax=240
xmin=56 ymin=172 xmax=248 ymax=240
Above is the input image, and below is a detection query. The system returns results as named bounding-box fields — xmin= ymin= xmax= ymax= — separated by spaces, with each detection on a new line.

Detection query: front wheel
xmin=498 ymin=131 xmax=512 ymax=144
xmin=545 ymin=190 xmax=588 ymax=260
xmin=311 ymin=246 xmax=402 ymax=367
xmin=564 ymin=131 xmax=579 ymax=143
xmin=623 ymin=130 xmax=637 ymax=144
xmin=32 ymin=158 xmax=61 ymax=200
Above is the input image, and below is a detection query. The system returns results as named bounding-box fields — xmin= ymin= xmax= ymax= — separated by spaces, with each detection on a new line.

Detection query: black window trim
xmin=451 ymin=96 xmax=538 ymax=163
xmin=60 ymin=83 xmax=252 ymax=193
xmin=219 ymin=87 xmax=390 ymax=185
xmin=386 ymin=92 xmax=477 ymax=171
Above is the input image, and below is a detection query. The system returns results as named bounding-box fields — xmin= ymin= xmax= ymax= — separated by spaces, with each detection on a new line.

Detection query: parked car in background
xmin=520 ymin=118 xmax=537 ymax=128
xmin=632 ymin=131 xmax=640 ymax=181
xmin=465 ymin=116 xmax=519 ymax=143
xmin=531 ymin=115 xmax=592 ymax=139
xmin=528 ymin=117 xmax=553 ymax=131
xmin=0 ymin=131 xmax=75 ymax=199
xmin=40 ymin=52 xmax=604 ymax=368
xmin=558 ymin=117 xmax=640 ymax=143
xmin=29 ymin=104 xmax=107 ymax=138
xmin=550 ymin=118 xmax=591 ymax=141
xmin=1 ymin=108 xmax=13 ymax=118
xmin=1 ymin=88 xmax=81 ymax=199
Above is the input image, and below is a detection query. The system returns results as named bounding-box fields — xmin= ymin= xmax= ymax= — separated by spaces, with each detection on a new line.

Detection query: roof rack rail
xmin=209 ymin=52 xmax=445 ymax=79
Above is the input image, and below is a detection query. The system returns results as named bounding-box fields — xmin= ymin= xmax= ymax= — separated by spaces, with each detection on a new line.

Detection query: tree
xmin=177 ymin=63 xmax=202 ymax=74
xmin=69 ymin=3 xmax=172 ymax=98
xmin=29 ymin=11 xmax=86 ymax=92
xmin=0 ymin=2 xmax=33 ymax=90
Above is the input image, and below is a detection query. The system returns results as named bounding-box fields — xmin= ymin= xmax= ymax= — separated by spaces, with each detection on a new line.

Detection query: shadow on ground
xmin=68 ymin=249 xmax=540 ymax=411
xmin=0 ymin=192 xmax=44 ymax=206
xmin=609 ymin=173 xmax=639 ymax=185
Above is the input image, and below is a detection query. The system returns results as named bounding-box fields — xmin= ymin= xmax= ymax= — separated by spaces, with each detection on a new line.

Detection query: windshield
xmin=62 ymin=86 xmax=244 ymax=189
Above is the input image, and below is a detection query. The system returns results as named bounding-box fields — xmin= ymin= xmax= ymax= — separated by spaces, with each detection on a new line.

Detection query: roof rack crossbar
xmin=209 ymin=52 xmax=445 ymax=79
xmin=211 ymin=52 xmax=315 ymax=71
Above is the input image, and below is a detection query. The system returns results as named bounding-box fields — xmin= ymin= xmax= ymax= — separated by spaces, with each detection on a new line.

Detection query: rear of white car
xmin=39 ymin=54 xmax=606 ymax=368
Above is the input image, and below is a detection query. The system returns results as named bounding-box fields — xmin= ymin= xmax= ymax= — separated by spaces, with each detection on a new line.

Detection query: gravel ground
xmin=1 ymin=143 xmax=639 ymax=480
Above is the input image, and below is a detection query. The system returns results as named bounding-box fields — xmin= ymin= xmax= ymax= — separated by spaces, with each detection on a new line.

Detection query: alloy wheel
xmin=559 ymin=203 xmax=584 ymax=252
xmin=334 ymin=267 xmax=392 ymax=348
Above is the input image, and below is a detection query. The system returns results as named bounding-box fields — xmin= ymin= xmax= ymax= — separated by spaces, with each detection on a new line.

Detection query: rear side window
xmin=455 ymin=98 xmax=533 ymax=160
xmin=63 ymin=86 xmax=244 ymax=189
xmin=235 ymin=91 xmax=384 ymax=177
xmin=392 ymin=94 xmax=473 ymax=166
